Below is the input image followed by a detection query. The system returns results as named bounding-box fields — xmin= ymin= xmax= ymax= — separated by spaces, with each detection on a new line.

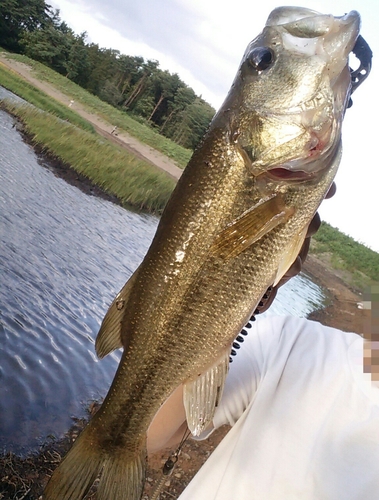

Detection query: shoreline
xmin=304 ymin=254 xmax=368 ymax=335
xmin=31 ymin=135 xmax=124 ymax=208
xmin=0 ymin=53 xmax=184 ymax=179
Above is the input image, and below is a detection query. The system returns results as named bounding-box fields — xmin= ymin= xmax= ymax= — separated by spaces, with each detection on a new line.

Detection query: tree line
xmin=0 ymin=0 xmax=215 ymax=150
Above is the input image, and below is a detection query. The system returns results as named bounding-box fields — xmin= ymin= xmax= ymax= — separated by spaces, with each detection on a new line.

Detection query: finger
xmin=325 ymin=182 xmax=336 ymax=199
xmin=284 ymin=255 xmax=302 ymax=279
xmin=298 ymin=237 xmax=311 ymax=264
xmin=306 ymin=212 xmax=321 ymax=238
xmin=257 ymin=250 xmax=302 ymax=314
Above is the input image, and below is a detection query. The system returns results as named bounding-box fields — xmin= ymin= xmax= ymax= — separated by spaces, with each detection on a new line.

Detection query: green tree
xmin=160 ymin=85 xmax=197 ymax=134
xmin=0 ymin=1 xmax=216 ymax=151
xmin=65 ymin=32 xmax=90 ymax=86
xmin=132 ymin=95 xmax=156 ymax=119
xmin=167 ymin=97 xmax=215 ymax=149
xmin=98 ymin=80 xmax=123 ymax=107
xmin=147 ymin=70 xmax=181 ymax=123
xmin=20 ymin=23 xmax=72 ymax=74
xmin=0 ymin=0 xmax=50 ymax=51
xmin=123 ymin=59 xmax=159 ymax=109
xmin=84 ymin=44 xmax=120 ymax=95
xmin=114 ymin=54 xmax=144 ymax=95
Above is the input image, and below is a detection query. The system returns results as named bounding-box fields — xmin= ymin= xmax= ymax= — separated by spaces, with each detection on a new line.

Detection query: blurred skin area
xmin=147 ymin=385 xmax=186 ymax=455
xmin=363 ymin=285 xmax=379 ymax=382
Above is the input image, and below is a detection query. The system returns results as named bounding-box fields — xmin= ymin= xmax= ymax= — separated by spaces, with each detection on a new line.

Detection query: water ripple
xmin=0 ymin=107 xmax=157 ymax=454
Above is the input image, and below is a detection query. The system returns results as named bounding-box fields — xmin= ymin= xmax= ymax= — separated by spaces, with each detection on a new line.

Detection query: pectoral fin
xmin=183 ymin=350 xmax=230 ymax=436
xmin=95 ymin=268 xmax=139 ymax=359
xmin=210 ymin=194 xmax=294 ymax=259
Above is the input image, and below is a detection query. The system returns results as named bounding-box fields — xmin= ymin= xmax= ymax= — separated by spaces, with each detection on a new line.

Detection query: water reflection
xmin=271 ymin=272 xmax=326 ymax=318
xmin=0 ymin=106 xmax=326 ymax=455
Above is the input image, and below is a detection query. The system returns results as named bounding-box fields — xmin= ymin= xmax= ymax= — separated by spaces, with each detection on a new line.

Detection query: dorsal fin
xmin=95 ymin=269 xmax=139 ymax=359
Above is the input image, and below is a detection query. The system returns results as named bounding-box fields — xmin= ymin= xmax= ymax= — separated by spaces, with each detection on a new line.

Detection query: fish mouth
xmin=267 ymin=167 xmax=313 ymax=181
xmin=272 ymin=8 xmax=361 ymax=111
xmin=267 ymin=8 xmax=361 ymax=69
xmin=236 ymin=8 xmax=371 ymax=180
xmin=263 ymin=8 xmax=361 ymax=177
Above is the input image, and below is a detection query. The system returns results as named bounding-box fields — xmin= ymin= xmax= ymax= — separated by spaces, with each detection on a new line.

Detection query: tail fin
xmin=43 ymin=427 xmax=103 ymax=499
xmin=44 ymin=428 xmax=146 ymax=500
xmin=96 ymin=450 xmax=146 ymax=500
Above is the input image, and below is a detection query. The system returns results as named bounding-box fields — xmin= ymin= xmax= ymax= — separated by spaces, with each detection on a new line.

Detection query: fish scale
xmin=44 ymin=7 xmax=368 ymax=500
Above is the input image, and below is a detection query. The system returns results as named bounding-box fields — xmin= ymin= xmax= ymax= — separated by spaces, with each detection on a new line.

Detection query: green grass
xmin=312 ymin=222 xmax=379 ymax=291
xmin=0 ymin=62 xmax=95 ymax=133
xmin=3 ymin=103 xmax=175 ymax=213
xmin=1 ymin=51 xmax=192 ymax=168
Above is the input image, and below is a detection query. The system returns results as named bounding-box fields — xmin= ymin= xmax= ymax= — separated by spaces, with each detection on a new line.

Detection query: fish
xmin=44 ymin=7 xmax=365 ymax=500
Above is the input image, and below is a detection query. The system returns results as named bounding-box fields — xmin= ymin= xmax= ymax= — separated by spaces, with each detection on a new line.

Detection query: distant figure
xmin=110 ymin=125 xmax=118 ymax=136
xmin=68 ymin=100 xmax=74 ymax=108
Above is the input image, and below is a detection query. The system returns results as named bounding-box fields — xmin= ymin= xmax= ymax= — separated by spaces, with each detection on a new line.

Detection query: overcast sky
xmin=50 ymin=0 xmax=379 ymax=252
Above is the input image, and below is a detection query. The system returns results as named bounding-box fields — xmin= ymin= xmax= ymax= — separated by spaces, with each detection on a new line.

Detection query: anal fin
xmin=183 ymin=350 xmax=230 ymax=436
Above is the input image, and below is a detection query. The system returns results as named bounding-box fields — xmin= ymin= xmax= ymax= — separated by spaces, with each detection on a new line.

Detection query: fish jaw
xmin=278 ymin=8 xmax=361 ymax=128
xmin=269 ymin=8 xmax=360 ymax=83
xmin=217 ymin=8 xmax=361 ymax=179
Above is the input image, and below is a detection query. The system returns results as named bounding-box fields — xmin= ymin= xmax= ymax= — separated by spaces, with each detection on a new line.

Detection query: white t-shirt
xmin=178 ymin=316 xmax=379 ymax=500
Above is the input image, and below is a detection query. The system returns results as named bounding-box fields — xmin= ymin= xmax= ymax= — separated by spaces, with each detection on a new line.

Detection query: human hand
xmin=254 ymin=182 xmax=336 ymax=314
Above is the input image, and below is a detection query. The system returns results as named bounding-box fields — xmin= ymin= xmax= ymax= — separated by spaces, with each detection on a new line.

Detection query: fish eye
xmin=247 ymin=47 xmax=275 ymax=71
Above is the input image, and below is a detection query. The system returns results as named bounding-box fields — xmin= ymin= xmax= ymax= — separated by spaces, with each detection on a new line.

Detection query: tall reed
xmin=4 ymin=103 xmax=175 ymax=213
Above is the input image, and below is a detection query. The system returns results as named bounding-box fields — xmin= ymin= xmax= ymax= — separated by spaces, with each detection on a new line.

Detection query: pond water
xmin=0 ymin=102 xmax=326 ymax=455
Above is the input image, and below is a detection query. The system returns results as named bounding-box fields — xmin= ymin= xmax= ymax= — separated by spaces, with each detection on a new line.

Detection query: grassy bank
xmin=3 ymin=102 xmax=175 ymax=213
xmin=312 ymin=222 xmax=379 ymax=292
xmin=0 ymin=62 xmax=95 ymax=133
xmin=1 ymin=51 xmax=192 ymax=168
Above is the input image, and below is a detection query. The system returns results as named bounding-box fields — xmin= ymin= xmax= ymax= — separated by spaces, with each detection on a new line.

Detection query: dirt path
xmin=0 ymin=54 xmax=183 ymax=180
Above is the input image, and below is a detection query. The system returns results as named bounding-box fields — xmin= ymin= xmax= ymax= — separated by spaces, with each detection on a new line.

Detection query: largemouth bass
xmin=44 ymin=7 xmax=367 ymax=500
